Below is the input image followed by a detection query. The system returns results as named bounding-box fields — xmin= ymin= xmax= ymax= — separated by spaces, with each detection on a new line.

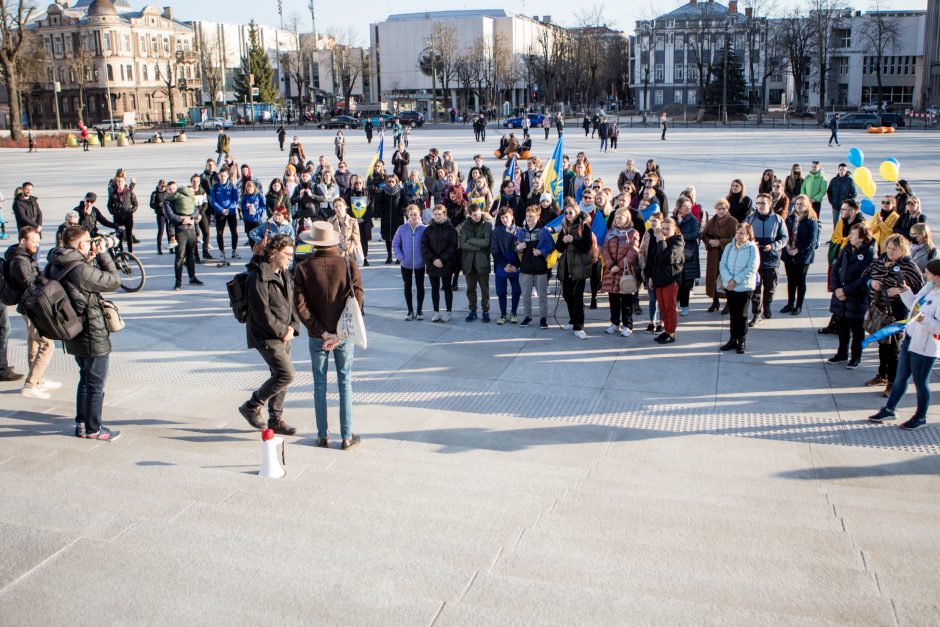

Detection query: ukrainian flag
xmin=366 ymin=137 xmax=384 ymax=179
xmin=542 ymin=135 xmax=564 ymax=208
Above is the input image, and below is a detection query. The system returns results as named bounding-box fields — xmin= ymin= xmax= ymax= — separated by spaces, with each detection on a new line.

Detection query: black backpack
xmin=20 ymin=261 xmax=84 ymax=341
xmin=0 ymin=256 xmax=21 ymax=306
xmin=226 ymin=271 xmax=251 ymax=323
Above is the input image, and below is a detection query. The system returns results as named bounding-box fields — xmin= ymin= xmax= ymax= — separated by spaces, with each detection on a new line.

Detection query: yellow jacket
xmin=870 ymin=211 xmax=899 ymax=254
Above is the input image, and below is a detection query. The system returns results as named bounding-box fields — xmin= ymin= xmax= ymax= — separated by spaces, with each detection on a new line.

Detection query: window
xmin=655 ymin=90 xmax=663 ymax=105
xmin=139 ymin=34 xmax=147 ymax=53
xmin=674 ymin=90 xmax=683 ymax=104
xmin=69 ymin=69 xmax=75 ymax=83
xmin=675 ymin=35 xmax=684 ymax=48
xmin=675 ymin=64 xmax=684 ymax=81
xmin=151 ymin=35 xmax=158 ymax=52
xmin=130 ymin=94 xmax=136 ymax=109
xmin=688 ymin=90 xmax=697 ymax=105
xmin=53 ymin=34 xmax=63 ymax=55
xmin=126 ymin=64 xmax=133 ymax=80
xmin=655 ymin=36 xmax=664 ymax=51
xmin=107 ymin=64 xmax=113 ymax=81
xmin=120 ymin=65 xmax=125 ymax=80
xmin=124 ymin=34 xmax=131 ymax=51
xmin=655 ymin=64 xmax=663 ymax=81
xmin=836 ymin=29 xmax=851 ymax=48
xmin=142 ymin=64 xmax=148 ymax=80
xmin=163 ymin=36 xmax=170 ymax=54
xmin=835 ymin=56 xmax=848 ymax=77
xmin=46 ymin=67 xmax=53 ymax=82
xmin=103 ymin=32 xmax=111 ymax=51
xmin=176 ymin=37 xmax=183 ymax=52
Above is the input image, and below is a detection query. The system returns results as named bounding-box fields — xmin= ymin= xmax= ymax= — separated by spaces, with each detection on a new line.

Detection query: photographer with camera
xmin=163 ymin=181 xmax=204 ymax=291
xmin=47 ymin=225 xmax=122 ymax=440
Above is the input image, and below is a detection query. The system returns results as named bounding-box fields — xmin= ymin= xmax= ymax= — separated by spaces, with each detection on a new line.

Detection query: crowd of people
xmin=0 ymin=124 xmax=935 ymax=443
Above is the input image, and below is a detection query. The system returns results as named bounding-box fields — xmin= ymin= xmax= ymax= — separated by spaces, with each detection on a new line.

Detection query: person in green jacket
xmin=800 ymin=160 xmax=828 ymax=215
xmin=459 ymin=205 xmax=493 ymax=322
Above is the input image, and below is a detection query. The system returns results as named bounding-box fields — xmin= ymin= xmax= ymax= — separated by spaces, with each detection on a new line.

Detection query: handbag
xmin=101 ymin=299 xmax=125 ymax=333
xmin=336 ymin=258 xmax=367 ymax=349
xmin=864 ymin=287 xmax=896 ymax=343
xmin=619 ymin=270 xmax=638 ymax=295
xmin=715 ymin=276 xmax=727 ymax=296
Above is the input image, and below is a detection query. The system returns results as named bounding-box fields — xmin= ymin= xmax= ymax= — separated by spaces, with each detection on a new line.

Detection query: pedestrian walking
xmin=660 ymin=112 xmax=668 ymax=140
xmin=277 ymin=123 xmax=286 ymax=151
xmin=828 ymin=113 xmax=841 ymax=146
xmin=239 ymin=234 xmax=300 ymax=436
xmin=334 ymin=131 xmax=345 ymax=162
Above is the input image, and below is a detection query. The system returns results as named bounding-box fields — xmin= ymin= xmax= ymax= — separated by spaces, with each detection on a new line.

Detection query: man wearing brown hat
xmin=294 ymin=222 xmax=364 ymax=449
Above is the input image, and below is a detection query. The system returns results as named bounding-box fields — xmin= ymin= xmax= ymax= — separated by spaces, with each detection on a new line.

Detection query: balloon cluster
xmin=847 ymin=147 xmax=901 ymax=216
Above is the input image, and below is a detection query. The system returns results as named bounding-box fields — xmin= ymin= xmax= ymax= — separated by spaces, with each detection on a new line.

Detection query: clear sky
xmin=173 ymin=0 xmax=927 ymax=43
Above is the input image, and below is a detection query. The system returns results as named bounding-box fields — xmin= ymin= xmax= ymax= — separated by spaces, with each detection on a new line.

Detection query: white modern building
xmin=369 ymin=9 xmax=561 ymax=114
xmin=188 ymin=20 xmax=297 ymax=105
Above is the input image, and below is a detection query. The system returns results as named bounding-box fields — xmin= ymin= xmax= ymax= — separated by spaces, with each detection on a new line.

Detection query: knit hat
xmin=540 ymin=193 xmax=553 ymax=203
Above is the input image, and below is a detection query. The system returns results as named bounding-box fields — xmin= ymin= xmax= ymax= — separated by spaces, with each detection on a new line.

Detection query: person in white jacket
xmin=869 ymin=258 xmax=940 ymax=429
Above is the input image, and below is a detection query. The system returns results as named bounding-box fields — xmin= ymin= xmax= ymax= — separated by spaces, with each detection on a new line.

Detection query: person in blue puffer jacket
xmin=249 ymin=205 xmax=295 ymax=248
xmin=719 ymin=222 xmax=760 ymax=354
xmin=491 ymin=206 xmax=522 ymax=324
xmin=211 ymin=168 xmax=240 ymax=259
xmin=239 ymin=180 xmax=267 ymax=239
xmin=780 ymin=195 xmax=820 ymax=316
xmin=392 ymin=204 xmax=427 ymax=320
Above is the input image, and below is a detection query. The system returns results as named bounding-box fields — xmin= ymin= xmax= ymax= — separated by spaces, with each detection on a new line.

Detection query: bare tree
xmin=280 ymin=14 xmax=313 ymax=118
xmin=195 ymin=24 xmax=225 ymax=115
xmin=16 ymin=31 xmax=46 ymax=128
xmin=573 ymin=5 xmax=609 ymax=109
xmin=156 ymin=49 xmax=196 ymax=123
xmin=858 ymin=1 xmax=901 ymax=111
xmin=807 ymin=0 xmax=849 ymax=121
xmin=779 ymin=8 xmax=814 ymax=111
xmin=328 ymin=28 xmax=363 ymax=113
xmin=683 ymin=0 xmax=722 ymax=116
xmin=491 ymin=32 xmax=520 ymax=109
xmin=66 ymin=43 xmax=95 ymax=124
xmin=530 ymin=27 xmax=569 ymax=106
xmin=741 ymin=0 xmax=776 ymax=121
xmin=0 ymin=0 xmax=35 ymax=139
xmin=756 ymin=18 xmax=789 ymax=118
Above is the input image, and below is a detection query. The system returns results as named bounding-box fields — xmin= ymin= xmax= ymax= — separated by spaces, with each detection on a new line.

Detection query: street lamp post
xmin=101 ymin=33 xmax=115 ymax=131
xmin=53 ymin=79 xmax=62 ymax=131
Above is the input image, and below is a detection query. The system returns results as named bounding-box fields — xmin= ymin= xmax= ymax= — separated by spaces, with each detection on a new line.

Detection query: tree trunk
xmin=4 ymin=61 xmax=23 ymax=140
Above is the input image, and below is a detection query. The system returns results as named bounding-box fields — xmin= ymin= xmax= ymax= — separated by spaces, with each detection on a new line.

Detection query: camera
xmin=92 ymin=234 xmax=121 ymax=249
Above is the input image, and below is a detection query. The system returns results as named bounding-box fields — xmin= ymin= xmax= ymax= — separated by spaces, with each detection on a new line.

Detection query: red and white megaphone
xmin=258 ymin=428 xmax=286 ymax=479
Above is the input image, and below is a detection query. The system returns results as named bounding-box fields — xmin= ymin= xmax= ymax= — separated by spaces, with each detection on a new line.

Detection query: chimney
xmin=690 ymin=0 xmax=696 ymax=4
xmin=162 ymin=6 xmax=173 ymax=20
xmin=744 ymin=7 xmax=752 ymax=18
xmin=728 ymin=0 xmax=737 ymax=13
xmin=543 ymin=15 xmax=551 ymax=23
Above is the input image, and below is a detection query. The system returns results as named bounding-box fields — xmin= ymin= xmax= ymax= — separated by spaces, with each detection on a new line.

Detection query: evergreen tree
xmin=705 ymin=49 xmax=747 ymax=114
xmin=233 ymin=21 xmax=280 ymax=104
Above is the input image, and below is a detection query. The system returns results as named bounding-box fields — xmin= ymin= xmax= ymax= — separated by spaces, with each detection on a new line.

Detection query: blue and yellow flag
xmin=365 ymin=137 xmax=384 ymax=178
xmin=542 ymin=135 xmax=564 ymax=208
xmin=862 ymin=319 xmax=910 ymax=348
xmin=504 ymin=155 xmax=516 ymax=182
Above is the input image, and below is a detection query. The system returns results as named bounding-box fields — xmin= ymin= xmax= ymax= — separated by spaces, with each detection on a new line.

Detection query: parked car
xmin=392 ymin=110 xmax=425 ymax=128
xmin=502 ymin=113 xmax=546 ymax=129
xmin=365 ymin=113 xmax=393 ymax=127
xmin=879 ymin=113 xmax=905 ymax=128
xmin=861 ymin=101 xmax=890 ymax=113
xmin=318 ymin=115 xmax=361 ymax=129
xmin=193 ymin=117 xmax=233 ymax=130
xmin=838 ymin=113 xmax=881 ymax=129
xmin=786 ymin=107 xmax=817 ymax=119
xmin=94 ymin=119 xmax=124 ymax=132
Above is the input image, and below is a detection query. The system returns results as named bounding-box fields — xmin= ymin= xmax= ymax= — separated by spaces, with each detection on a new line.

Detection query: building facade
xmin=30 ymin=0 xmax=199 ymax=128
xmin=925 ymin=0 xmax=940 ymax=107
xmin=369 ymin=10 xmax=562 ymax=114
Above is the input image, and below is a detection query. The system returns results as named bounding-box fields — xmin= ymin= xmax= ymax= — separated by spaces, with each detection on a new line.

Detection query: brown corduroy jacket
xmin=293 ymin=247 xmax=364 ymax=338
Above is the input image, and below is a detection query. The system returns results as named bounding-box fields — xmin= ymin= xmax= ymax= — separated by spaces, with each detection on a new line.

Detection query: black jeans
xmin=197 ymin=206 xmax=212 ymax=252
xmin=609 ymin=293 xmax=634 ymax=328
xmin=174 ymin=228 xmax=198 ymax=282
xmin=428 ymin=273 xmax=454 ymax=312
xmin=215 ymin=213 xmax=239 ymax=253
xmin=878 ymin=335 xmax=900 ymax=383
xmin=156 ymin=213 xmax=172 ymax=252
xmin=115 ymin=214 xmax=135 ymax=252
xmin=249 ymin=341 xmax=294 ymax=419
xmin=784 ymin=260 xmax=810 ymax=308
xmin=562 ymin=278 xmax=586 ymax=330
xmin=726 ymin=290 xmax=752 ymax=341
xmin=837 ymin=315 xmax=865 ymax=360
xmin=75 ymin=355 xmax=109 ymax=433
xmin=589 ymin=262 xmax=601 ymax=298
xmin=401 ymin=267 xmax=425 ymax=314
xmin=751 ymin=268 xmax=778 ymax=315
xmin=0 ymin=303 xmax=9 ymax=370
xmin=678 ymin=280 xmax=695 ymax=307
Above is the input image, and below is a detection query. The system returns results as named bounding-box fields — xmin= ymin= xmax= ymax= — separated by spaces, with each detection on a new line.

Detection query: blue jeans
xmin=75 ymin=355 xmax=109 ymax=433
xmin=495 ymin=272 xmax=521 ymax=316
xmin=309 ymin=338 xmax=354 ymax=439
xmin=646 ymin=284 xmax=660 ymax=324
xmin=886 ymin=337 xmax=936 ymax=420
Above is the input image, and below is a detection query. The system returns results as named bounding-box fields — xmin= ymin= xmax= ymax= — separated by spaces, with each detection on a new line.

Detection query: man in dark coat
xmin=47 ymin=225 xmax=122 ymax=440
xmin=240 ymin=234 xmax=300 ymax=436
xmin=12 ymin=182 xmax=42 ymax=233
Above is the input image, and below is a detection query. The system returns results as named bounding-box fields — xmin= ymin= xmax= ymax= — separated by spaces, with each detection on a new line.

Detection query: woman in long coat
xmin=702 ymin=198 xmax=739 ymax=312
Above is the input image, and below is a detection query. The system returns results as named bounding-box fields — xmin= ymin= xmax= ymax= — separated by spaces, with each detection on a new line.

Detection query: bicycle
xmin=97 ymin=229 xmax=146 ymax=292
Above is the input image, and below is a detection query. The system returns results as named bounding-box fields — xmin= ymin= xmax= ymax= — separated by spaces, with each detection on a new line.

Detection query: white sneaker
xmin=620 ymin=328 xmax=633 ymax=337
xmin=431 ymin=312 xmax=443 ymax=322
xmin=680 ymin=307 xmax=689 ymax=317
xmin=442 ymin=312 xmax=451 ymax=322
xmin=605 ymin=324 xmax=620 ymax=334
xmin=37 ymin=380 xmax=62 ymax=391
xmin=562 ymin=324 xmax=573 ymax=331
xmin=21 ymin=386 xmax=51 ymax=400
xmin=574 ymin=330 xmax=589 ymax=340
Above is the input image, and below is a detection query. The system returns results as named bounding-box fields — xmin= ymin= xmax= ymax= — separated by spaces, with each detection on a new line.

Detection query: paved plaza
xmin=1 ymin=126 xmax=939 ymax=625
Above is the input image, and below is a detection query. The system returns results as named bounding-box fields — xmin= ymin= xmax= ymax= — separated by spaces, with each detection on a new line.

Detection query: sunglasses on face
xmin=881 ymin=201 xmax=892 ymax=205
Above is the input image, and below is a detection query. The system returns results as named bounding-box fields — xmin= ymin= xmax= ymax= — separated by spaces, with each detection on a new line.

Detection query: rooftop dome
xmin=86 ymin=0 xmax=119 ymax=17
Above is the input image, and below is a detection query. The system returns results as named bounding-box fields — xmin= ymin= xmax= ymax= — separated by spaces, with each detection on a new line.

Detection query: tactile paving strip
xmin=8 ymin=346 xmax=940 ymax=454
